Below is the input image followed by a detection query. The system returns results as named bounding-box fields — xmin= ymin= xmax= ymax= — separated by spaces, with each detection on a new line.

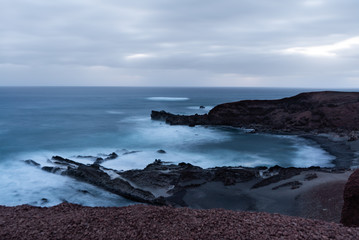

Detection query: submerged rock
xmin=24 ymin=159 xmax=40 ymax=167
xmin=105 ymin=152 xmax=118 ymax=160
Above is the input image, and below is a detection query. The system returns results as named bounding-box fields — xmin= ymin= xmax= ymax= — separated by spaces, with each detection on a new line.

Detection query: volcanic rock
xmin=341 ymin=169 xmax=359 ymax=226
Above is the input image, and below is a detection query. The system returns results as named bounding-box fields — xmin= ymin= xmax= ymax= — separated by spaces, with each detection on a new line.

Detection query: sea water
xmin=0 ymin=87 xmax=335 ymax=207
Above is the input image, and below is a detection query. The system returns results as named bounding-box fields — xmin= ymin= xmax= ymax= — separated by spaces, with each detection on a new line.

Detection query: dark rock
xmin=105 ymin=152 xmax=118 ymax=160
xmin=78 ymin=190 xmax=90 ymax=194
xmin=341 ymin=169 xmax=359 ymax=226
xmin=252 ymin=167 xmax=303 ymax=189
xmin=76 ymin=155 xmax=96 ymax=159
xmin=157 ymin=149 xmax=166 ymax=154
xmin=255 ymin=166 xmax=268 ymax=171
xmin=64 ymin=163 xmax=159 ymax=205
xmin=94 ymin=158 xmax=104 ymax=165
xmin=272 ymin=181 xmax=303 ymax=190
xmin=199 ymin=106 xmax=205 ymax=109
xmin=52 ymin=156 xmax=79 ymax=165
xmin=42 ymin=166 xmax=62 ymax=173
xmin=45 ymin=155 xmax=163 ymax=205
xmin=304 ymin=173 xmax=318 ymax=181
xmin=348 ymin=131 xmax=358 ymax=141
xmin=40 ymin=198 xmax=49 ymax=204
xmin=24 ymin=159 xmax=40 ymax=167
xmin=213 ymin=168 xmax=256 ymax=186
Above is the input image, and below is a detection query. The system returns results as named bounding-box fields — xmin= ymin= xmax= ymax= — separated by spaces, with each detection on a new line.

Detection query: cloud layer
xmin=1 ymin=0 xmax=359 ymax=87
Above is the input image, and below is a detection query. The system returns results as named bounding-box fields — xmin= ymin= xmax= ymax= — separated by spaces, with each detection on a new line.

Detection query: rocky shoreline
xmin=24 ymin=153 xmax=351 ymax=223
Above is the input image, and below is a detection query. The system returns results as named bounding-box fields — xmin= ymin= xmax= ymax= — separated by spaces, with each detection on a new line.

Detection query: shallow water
xmin=0 ymin=87 xmax=335 ymax=206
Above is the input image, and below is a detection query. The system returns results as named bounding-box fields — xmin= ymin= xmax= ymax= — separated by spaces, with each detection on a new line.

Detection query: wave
xmin=187 ymin=106 xmax=213 ymax=110
xmin=0 ymin=158 xmax=134 ymax=207
xmin=146 ymin=97 xmax=189 ymax=101
xmin=106 ymin=110 xmax=124 ymax=115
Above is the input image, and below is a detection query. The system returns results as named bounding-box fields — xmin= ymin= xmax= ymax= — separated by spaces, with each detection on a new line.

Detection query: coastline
xmin=300 ymin=134 xmax=359 ymax=169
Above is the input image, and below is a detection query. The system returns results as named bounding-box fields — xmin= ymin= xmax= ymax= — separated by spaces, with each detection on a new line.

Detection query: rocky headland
xmin=151 ymin=91 xmax=359 ymax=134
xmin=152 ymin=91 xmax=359 ymax=168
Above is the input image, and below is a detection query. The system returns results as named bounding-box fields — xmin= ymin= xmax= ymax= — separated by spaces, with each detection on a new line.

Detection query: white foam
xmin=146 ymin=97 xmax=189 ymax=101
xmin=0 ymin=160 xmax=133 ymax=207
xmin=131 ymin=121 xmax=231 ymax=146
xmin=292 ymin=144 xmax=335 ymax=168
xmin=187 ymin=106 xmax=213 ymax=110
xmin=106 ymin=110 xmax=124 ymax=115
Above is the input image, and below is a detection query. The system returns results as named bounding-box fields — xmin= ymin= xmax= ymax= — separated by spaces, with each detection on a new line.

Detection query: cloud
xmin=0 ymin=0 xmax=359 ymax=87
xmin=282 ymin=36 xmax=359 ymax=57
xmin=125 ymin=54 xmax=155 ymax=61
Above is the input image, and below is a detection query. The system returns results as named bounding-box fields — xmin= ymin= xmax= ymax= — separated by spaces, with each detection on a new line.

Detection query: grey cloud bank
xmin=1 ymin=0 xmax=359 ymax=87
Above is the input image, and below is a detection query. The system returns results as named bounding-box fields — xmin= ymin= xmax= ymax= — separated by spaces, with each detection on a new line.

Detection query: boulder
xmin=341 ymin=169 xmax=359 ymax=226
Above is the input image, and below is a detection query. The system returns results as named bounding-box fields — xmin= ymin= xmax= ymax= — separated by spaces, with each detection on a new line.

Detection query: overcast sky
xmin=1 ymin=0 xmax=359 ymax=87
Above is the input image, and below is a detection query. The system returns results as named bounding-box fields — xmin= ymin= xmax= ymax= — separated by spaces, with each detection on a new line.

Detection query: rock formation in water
xmin=152 ymin=91 xmax=359 ymax=133
xmin=25 ymin=156 xmax=341 ymax=209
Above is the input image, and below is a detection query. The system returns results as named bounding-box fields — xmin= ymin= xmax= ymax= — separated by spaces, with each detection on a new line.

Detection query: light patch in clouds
xmin=282 ymin=36 xmax=359 ymax=57
xmin=125 ymin=54 xmax=155 ymax=60
xmin=303 ymin=0 xmax=324 ymax=7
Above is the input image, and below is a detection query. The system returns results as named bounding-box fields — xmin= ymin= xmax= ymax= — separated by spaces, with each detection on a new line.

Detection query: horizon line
xmin=0 ymin=85 xmax=358 ymax=90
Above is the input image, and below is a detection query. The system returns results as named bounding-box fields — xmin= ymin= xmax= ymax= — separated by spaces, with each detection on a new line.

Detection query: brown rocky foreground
xmin=1 ymin=203 xmax=359 ymax=240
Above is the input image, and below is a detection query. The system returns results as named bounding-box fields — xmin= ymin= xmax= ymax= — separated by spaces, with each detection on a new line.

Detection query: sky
xmin=1 ymin=0 xmax=359 ymax=87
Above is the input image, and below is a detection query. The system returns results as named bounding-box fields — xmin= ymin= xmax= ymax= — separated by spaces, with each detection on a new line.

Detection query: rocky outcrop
xmin=152 ymin=91 xmax=359 ymax=133
xmin=341 ymin=169 xmax=359 ymax=226
xmin=25 ymin=155 xmax=342 ymax=208
xmin=52 ymin=156 xmax=163 ymax=205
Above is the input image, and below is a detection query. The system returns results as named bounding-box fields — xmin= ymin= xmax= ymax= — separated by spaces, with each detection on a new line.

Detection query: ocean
xmin=0 ymin=87 xmax=335 ymax=207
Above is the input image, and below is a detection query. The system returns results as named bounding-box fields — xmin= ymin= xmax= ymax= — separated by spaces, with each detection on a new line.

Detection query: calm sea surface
xmin=0 ymin=87 xmax=336 ymax=206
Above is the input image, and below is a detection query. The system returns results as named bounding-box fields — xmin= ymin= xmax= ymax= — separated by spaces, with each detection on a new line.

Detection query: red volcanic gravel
xmin=1 ymin=203 xmax=359 ymax=240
